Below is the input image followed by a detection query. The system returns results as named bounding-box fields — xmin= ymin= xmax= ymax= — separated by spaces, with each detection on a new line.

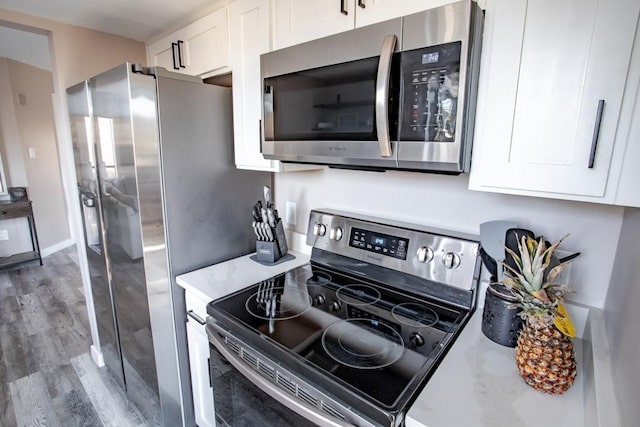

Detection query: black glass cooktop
xmin=209 ymin=263 xmax=467 ymax=409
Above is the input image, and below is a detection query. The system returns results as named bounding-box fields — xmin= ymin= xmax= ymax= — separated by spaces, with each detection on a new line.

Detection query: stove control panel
xmin=349 ymin=227 xmax=409 ymax=260
xmin=306 ymin=209 xmax=480 ymax=291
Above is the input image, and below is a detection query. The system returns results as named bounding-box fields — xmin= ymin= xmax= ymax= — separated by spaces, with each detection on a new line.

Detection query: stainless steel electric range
xmin=206 ymin=209 xmax=481 ymax=427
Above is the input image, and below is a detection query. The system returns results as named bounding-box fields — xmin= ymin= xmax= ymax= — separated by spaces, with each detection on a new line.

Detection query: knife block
xmin=255 ymin=219 xmax=288 ymax=263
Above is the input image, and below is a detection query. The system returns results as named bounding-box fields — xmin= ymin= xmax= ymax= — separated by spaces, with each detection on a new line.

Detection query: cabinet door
xmin=185 ymin=291 xmax=215 ymax=427
xmin=469 ymin=0 xmax=640 ymax=197
xmin=147 ymin=36 xmax=180 ymax=72
xmin=186 ymin=320 xmax=215 ymax=427
xmin=273 ymin=0 xmax=355 ymax=49
xmin=182 ymin=8 xmax=230 ymax=76
xmin=229 ymin=0 xmax=277 ymax=170
xmin=354 ymin=0 xmax=453 ymax=27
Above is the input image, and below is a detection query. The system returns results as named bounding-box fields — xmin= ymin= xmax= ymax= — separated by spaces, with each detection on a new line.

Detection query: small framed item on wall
xmin=9 ymin=187 xmax=28 ymax=202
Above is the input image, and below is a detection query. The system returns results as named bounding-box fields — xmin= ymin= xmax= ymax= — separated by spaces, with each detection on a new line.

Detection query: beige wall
xmin=604 ymin=207 xmax=640 ymax=426
xmin=0 ymin=58 xmax=68 ymax=253
xmin=0 ymin=57 xmax=28 ymax=188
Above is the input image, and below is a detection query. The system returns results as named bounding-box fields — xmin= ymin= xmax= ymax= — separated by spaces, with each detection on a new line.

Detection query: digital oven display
xmin=349 ymin=227 xmax=409 ymax=260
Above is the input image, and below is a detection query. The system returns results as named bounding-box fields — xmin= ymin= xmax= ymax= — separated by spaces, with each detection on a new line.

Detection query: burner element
xmin=336 ymin=284 xmax=381 ymax=306
xmin=295 ymin=269 xmax=332 ymax=287
xmin=245 ymin=287 xmax=312 ymax=321
xmin=391 ymin=303 xmax=439 ymax=328
xmin=322 ymin=319 xmax=404 ymax=369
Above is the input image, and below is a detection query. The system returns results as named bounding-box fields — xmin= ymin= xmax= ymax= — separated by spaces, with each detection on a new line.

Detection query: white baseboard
xmin=90 ymin=345 xmax=105 ymax=367
xmin=41 ymin=238 xmax=75 ymax=257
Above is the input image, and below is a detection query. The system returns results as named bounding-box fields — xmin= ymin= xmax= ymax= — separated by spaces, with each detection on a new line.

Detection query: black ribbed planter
xmin=481 ymin=284 xmax=523 ymax=347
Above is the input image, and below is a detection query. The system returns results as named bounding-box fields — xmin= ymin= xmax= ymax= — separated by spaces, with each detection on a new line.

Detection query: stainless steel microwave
xmin=260 ymin=0 xmax=483 ymax=173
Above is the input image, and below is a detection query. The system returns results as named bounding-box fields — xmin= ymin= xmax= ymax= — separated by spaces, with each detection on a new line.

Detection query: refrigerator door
xmin=67 ymin=82 xmax=125 ymax=389
xmin=90 ymin=66 xmax=163 ymax=421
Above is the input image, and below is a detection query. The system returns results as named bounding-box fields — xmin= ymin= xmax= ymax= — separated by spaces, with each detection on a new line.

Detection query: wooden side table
xmin=0 ymin=200 xmax=43 ymax=268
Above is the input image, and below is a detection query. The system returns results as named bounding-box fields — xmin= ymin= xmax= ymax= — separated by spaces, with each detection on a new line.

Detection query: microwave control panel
xmin=399 ymin=41 xmax=462 ymax=143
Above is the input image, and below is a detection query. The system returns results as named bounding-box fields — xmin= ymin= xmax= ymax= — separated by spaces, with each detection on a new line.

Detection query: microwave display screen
xmin=400 ymin=41 xmax=462 ymax=143
xmin=422 ymin=52 xmax=439 ymax=64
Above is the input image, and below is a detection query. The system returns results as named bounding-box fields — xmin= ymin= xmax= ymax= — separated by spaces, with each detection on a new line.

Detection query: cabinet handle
xmin=187 ymin=309 xmax=207 ymax=325
xmin=340 ymin=0 xmax=348 ymax=15
xmin=171 ymin=42 xmax=179 ymax=70
xmin=259 ymin=119 xmax=263 ymax=154
xmin=177 ymin=40 xmax=186 ymax=68
xmin=207 ymin=358 xmax=212 ymax=388
xmin=375 ymin=34 xmax=397 ymax=158
xmin=358 ymin=0 xmax=366 ymax=8
xmin=588 ymin=99 xmax=605 ymax=169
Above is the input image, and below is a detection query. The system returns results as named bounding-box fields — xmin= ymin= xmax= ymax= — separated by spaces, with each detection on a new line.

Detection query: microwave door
xmin=261 ymin=18 xmax=402 ymax=169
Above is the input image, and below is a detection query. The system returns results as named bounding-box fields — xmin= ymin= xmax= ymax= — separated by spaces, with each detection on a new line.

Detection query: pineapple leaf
xmin=546 ymin=262 xmax=569 ymax=284
xmin=531 ymin=289 xmax=551 ymax=304
xmin=520 ymin=236 xmax=534 ymax=283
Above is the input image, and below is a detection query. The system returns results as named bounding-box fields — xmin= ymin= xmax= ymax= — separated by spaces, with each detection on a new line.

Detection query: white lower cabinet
xmin=469 ymin=0 xmax=640 ymax=203
xmin=185 ymin=291 xmax=215 ymax=427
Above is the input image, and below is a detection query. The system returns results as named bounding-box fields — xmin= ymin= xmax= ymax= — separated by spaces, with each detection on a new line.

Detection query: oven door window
xmin=210 ymin=345 xmax=316 ymax=427
xmin=265 ymin=56 xmax=398 ymax=142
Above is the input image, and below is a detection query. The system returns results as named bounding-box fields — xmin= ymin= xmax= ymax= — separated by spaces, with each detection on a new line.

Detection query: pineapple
xmin=501 ymin=234 xmax=577 ymax=394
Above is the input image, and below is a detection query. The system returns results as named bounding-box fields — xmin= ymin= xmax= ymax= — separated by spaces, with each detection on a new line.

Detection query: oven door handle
xmin=207 ymin=325 xmax=353 ymax=427
xmin=375 ymin=34 xmax=397 ymax=158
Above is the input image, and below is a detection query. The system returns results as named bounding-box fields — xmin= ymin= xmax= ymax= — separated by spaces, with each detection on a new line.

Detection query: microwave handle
xmin=375 ymin=35 xmax=397 ymax=158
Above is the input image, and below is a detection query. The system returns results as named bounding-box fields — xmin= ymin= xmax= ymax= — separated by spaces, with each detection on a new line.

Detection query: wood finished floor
xmin=0 ymin=247 xmax=153 ymax=427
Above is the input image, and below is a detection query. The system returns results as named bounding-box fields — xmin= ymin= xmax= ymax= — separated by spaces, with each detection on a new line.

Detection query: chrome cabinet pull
xmin=340 ymin=0 xmax=348 ymax=15
xmin=588 ymin=99 xmax=605 ymax=169
xmin=375 ymin=35 xmax=397 ymax=158
xmin=187 ymin=310 xmax=207 ymax=325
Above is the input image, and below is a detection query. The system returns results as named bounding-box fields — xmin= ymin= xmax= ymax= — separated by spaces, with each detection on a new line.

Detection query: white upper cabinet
xmin=229 ymin=0 xmax=274 ymax=170
xmin=146 ymin=8 xmax=230 ymax=77
xmin=229 ymin=0 xmax=320 ymax=172
xmin=469 ymin=0 xmax=640 ymax=200
xmin=273 ymin=0 xmax=461 ymax=49
xmin=355 ymin=0 xmax=456 ymax=28
xmin=273 ymin=0 xmax=354 ymax=49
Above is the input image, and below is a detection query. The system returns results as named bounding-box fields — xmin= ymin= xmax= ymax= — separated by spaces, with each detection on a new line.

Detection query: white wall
xmin=274 ymin=168 xmax=625 ymax=308
xmin=603 ymin=207 xmax=640 ymax=426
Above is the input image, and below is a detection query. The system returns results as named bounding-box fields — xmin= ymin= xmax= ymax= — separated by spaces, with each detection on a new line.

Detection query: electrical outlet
xmin=285 ymin=201 xmax=297 ymax=226
xmin=0 ymin=230 xmax=9 ymax=241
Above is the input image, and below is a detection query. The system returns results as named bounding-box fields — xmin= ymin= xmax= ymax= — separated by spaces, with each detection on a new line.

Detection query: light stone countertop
xmin=177 ymin=251 xmax=588 ymax=427
xmin=176 ymin=250 xmax=310 ymax=303
xmin=405 ymin=310 xmax=585 ymax=427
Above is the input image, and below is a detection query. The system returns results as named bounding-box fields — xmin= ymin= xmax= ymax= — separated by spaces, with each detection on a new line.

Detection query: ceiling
xmin=0 ymin=0 xmax=226 ymax=42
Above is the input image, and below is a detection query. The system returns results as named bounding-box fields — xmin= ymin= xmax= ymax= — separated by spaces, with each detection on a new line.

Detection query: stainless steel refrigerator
xmin=67 ymin=63 xmax=271 ymax=426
